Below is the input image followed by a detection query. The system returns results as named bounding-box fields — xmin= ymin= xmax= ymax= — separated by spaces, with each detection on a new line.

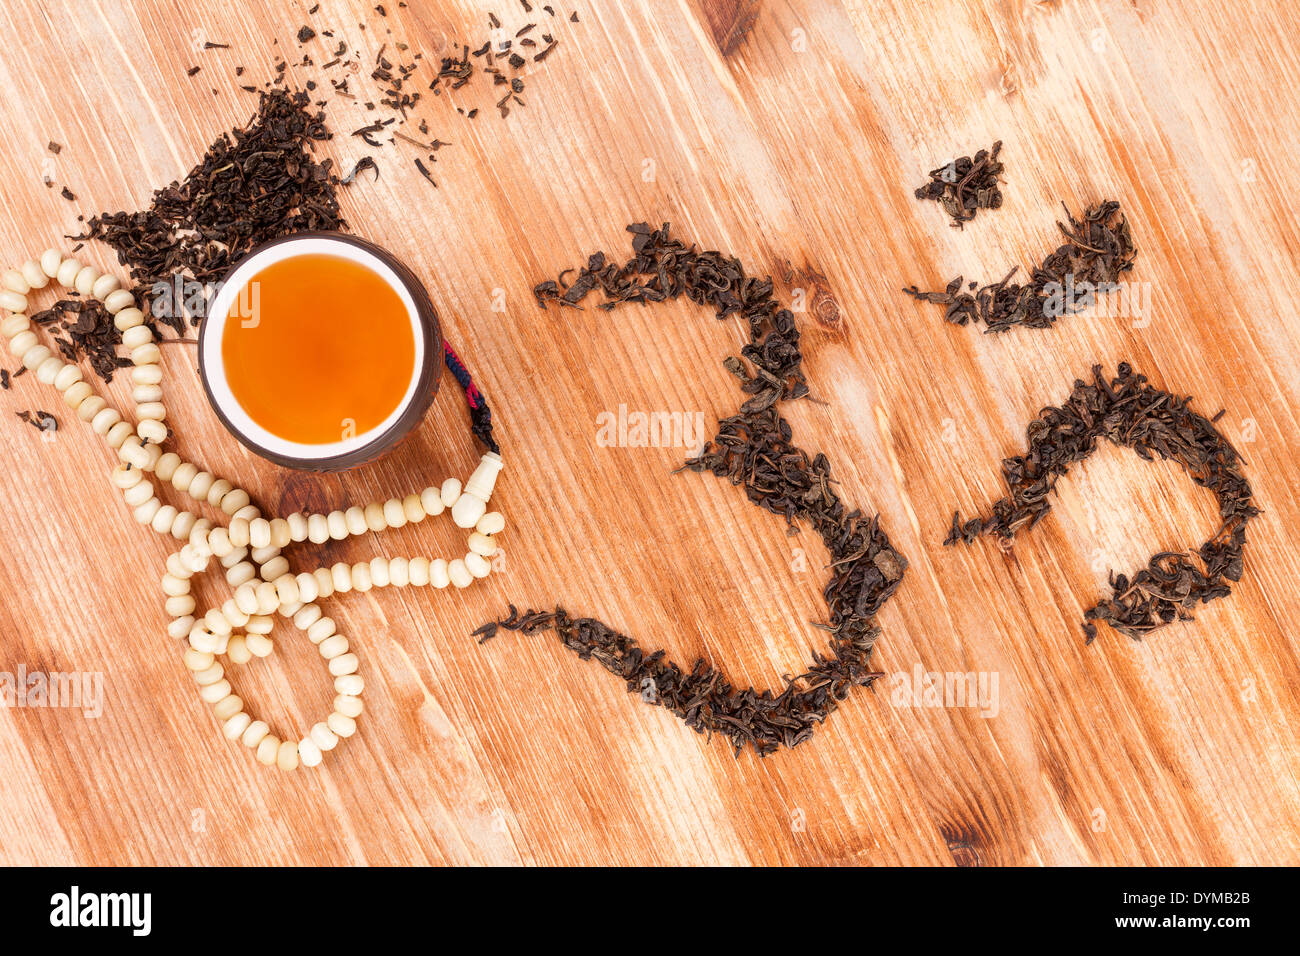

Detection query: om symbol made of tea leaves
xmin=945 ymin=363 xmax=1257 ymax=642
xmin=473 ymin=223 xmax=908 ymax=757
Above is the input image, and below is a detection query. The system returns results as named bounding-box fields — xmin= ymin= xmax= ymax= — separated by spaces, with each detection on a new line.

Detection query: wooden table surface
xmin=0 ymin=0 xmax=1297 ymax=866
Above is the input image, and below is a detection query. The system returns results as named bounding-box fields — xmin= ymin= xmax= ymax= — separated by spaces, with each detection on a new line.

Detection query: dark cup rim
xmin=196 ymin=231 xmax=442 ymax=472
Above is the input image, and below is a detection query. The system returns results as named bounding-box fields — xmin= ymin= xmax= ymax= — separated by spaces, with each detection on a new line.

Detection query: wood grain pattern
xmin=0 ymin=0 xmax=1297 ymax=866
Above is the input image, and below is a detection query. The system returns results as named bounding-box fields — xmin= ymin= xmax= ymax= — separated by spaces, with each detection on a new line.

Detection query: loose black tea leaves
xmin=904 ymin=200 xmax=1136 ymax=332
xmin=31 ymin=297 xmax=136 ymax=383
xmin=914 ymin=140 xmax=1004 ymax=227
xmin=478 ymin=223 xmax=907 ymax=757
xmin=83 ymin=88 xmax=344 ymax=334
xmin=945 ymin=363 xmax=1256 ymax=641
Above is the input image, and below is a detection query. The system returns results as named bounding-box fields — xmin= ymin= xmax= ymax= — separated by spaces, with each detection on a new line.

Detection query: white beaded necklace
xmin=1 ymin=248 xmax=505 ymax=770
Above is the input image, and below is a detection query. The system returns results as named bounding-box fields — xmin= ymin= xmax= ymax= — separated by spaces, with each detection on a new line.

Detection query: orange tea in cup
xmin=199 ymin=234 xmax=441 ymax=471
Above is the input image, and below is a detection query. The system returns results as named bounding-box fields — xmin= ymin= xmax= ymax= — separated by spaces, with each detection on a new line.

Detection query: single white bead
xmin=203 ymin=609 xmax=233 ymax=637
xmin=465 ymin=552 xmax=492 ymax=579
xmin=447 ymin=559 xmax=473 ymax=589
xmin=327 ymin=712 xmax=357 ymax=738
xmin=419 ymin=486 xmax=445 ymax=516
xmin=313 ymin=568 xmax=334 ymax=599
xmin=77 ymin=396 xmax=108 ymax=422
xmin=223 ymin=712 xmax=252 ymax=741
xmin=276 ymin=740 xmax=299 ymax=771
xmin=189 ymin=627 xmax=220 ymax=654
xmin=334 ymin=694 xmax=364 ymax=718
xmin=382 ymin=497 xmax=407 ymax=529
xmin=344 ymin=506 xmax=368 ymax=536
xmin=200 ymin=679 xmax=232 ymax=704
xmin=293 ymin=604 xmax=322 ymax=630
xmin=167 ymin=615 xmax=195 ymax=639
xmin=121 ymin=325 xmax=152 ymax=349
xmin=8 ymin=329 xmax=36 ymax=356
xmin=331 ymin=562 xmax=352 ymax=593
xmin=268 ymin=518 xmax=291 ymax=548
xmin=228 ymin=517 xmax=251 ymax=548
xmin=135 ymin=400 xmax=166 ymax=421
xmin=310 ymin=722 xmax=339 ymax=751
xmin=103 ymin=288 xmax=135 ymax=313
xmin=39 ymin=249 xmax=62 ymax=278
xmin=22 ymin=344 xmax=51 ymax=371
xmin=226 ymin=635 xmax=252 ymax=665
xmin=35 ymin=356 xmax=64 ymax=385
xmin=274 ymin=573 xmax=299 ymax=606
xmin=21 ymin=260 xmax=48 ymax=289
xmin=114 ymin=310 xmax=144 ymax=335
xmin=113 ymin=464 xmax=143 ymax=489
xmin=476 ymin=511 xmax=505 ymax=536
xmin=187 ymin=471 xmax=214 ymax=500
xmin=327 ymin=510 xmax=348 ymax=540
xmin=122 ymin=480 xmax=153 ymax=506
xmin=105 ymin=421 xmax=134 ymax=449
xmin=297 ymin=736 xmax=323 ymax=767
xmin=328 ymin=653 xmax=359 ymax=677
xmin=402 ymin=494 xmax=425 ymax=523
xmin=131 ymin=344 xmax=161 ymax=365
xmin=61 ymin=381 xmax=92 ymax=409
xmin=1 ymin=315 xmax=30 ymax=338
xmin=131 ymin=364 xmax=162 ymax=385
xmin=73 ymin=265 xmax=99 ymax=296
xmin=286 ymin=512 xmax=309 ymax=541
xmin=307 ymin=513 xmax=329 ymax=544
xmin=137 ymin=419 xmax=168 ymax=444
xmin=208 ymin=527 xmax=234 ymax=558
xmin=0 ymin=290 xmax=28 ymax=313
xmin=171 ymin=462 xmax=197 ymax=493
xmin=133 ymin=497 xmax=162 ymax=525
xmin=49 ymin=360 xmax=79 ymax=390
xmin=1 ymin=270 xmax=29 ymax=295
xmin=468 ymin=532 xmax=497 ymax=556
xmin=227 ymin=561 xmax=257 ymax=589
xmin=221 ymin=598 xmax=249 ymax=628
xmin=150 ymin=504 xmax=179 ymax=535
xmin=165 ymin=594 xmax=196 ymax=618
xmin=318 ymin=634 xmax=349 ymax=659
xmin=408 ymin=557 xmax=430 ymax=586
xmin=91 ymin=273 xmax=120 ymax=300
xmin=335 ymin=674 xmax=364 ymax=696
xmin=255 ymin=581 xmax=279 ymax=615
xmin=350 ymin=562 xmax=373 ymax=592
xmin=245 ymin=632 xmax=274 ymax=657
xmin=245 ymin=615 xmax=274 ymax=635
xmin=295 ymin=572 xmax=319 ymax=605
xmin=249 ymin=517 xmax=271 ymax=549
xmin=170 ymin=510 xmax=197 ymax=541
xmin=153 ymin=452 xmax=181 ymax=481
xmin=307 ymin=617 xmax=336 ymax=644
xmin=388 ymin=556 xmax=409 ymax=587
xmin=55 ymin=258 xmax=81 ymax=287
xmin=256 ymin=734 xmax=280 ymax=766
xmin=429 ymin=558 xmax=450 ymax=589
xmin=241 ymin=720 xmax=270 ymax=748
xmin=364 ymin=501 xmax=387 ymax=531
xmin=261 ymin=557 xmax=289 ymax=584
xmin=183 ymin=648 xmax=213 ymax=671
xmin=212 ymin=694 xmax=243 ymax=721
xmin=452 ymin=493 xmax=487 ymax=529
xmin=205 ymin=479 xmax=232 ymax=507
xmin=370 ymin=556 xmax=391 ymax=588
xmin=440 ymin=478 xmax=462 ymax=508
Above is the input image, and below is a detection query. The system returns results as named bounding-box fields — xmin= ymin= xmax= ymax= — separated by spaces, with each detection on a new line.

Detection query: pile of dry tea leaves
xmin=914 ymin=140 xmax=1004 ymax=227
xmin=476 ymin=223 xmax=907 ymax=757
xmin=31 ymin=297 xmax=135 ymax=383
xmin=946 ymin=363 xmax=1256 ymax=641
xmin=904 ymin=200 xmax=1136 ymax=332
xmin=82 ymin=88 xmax=344 ymax=334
